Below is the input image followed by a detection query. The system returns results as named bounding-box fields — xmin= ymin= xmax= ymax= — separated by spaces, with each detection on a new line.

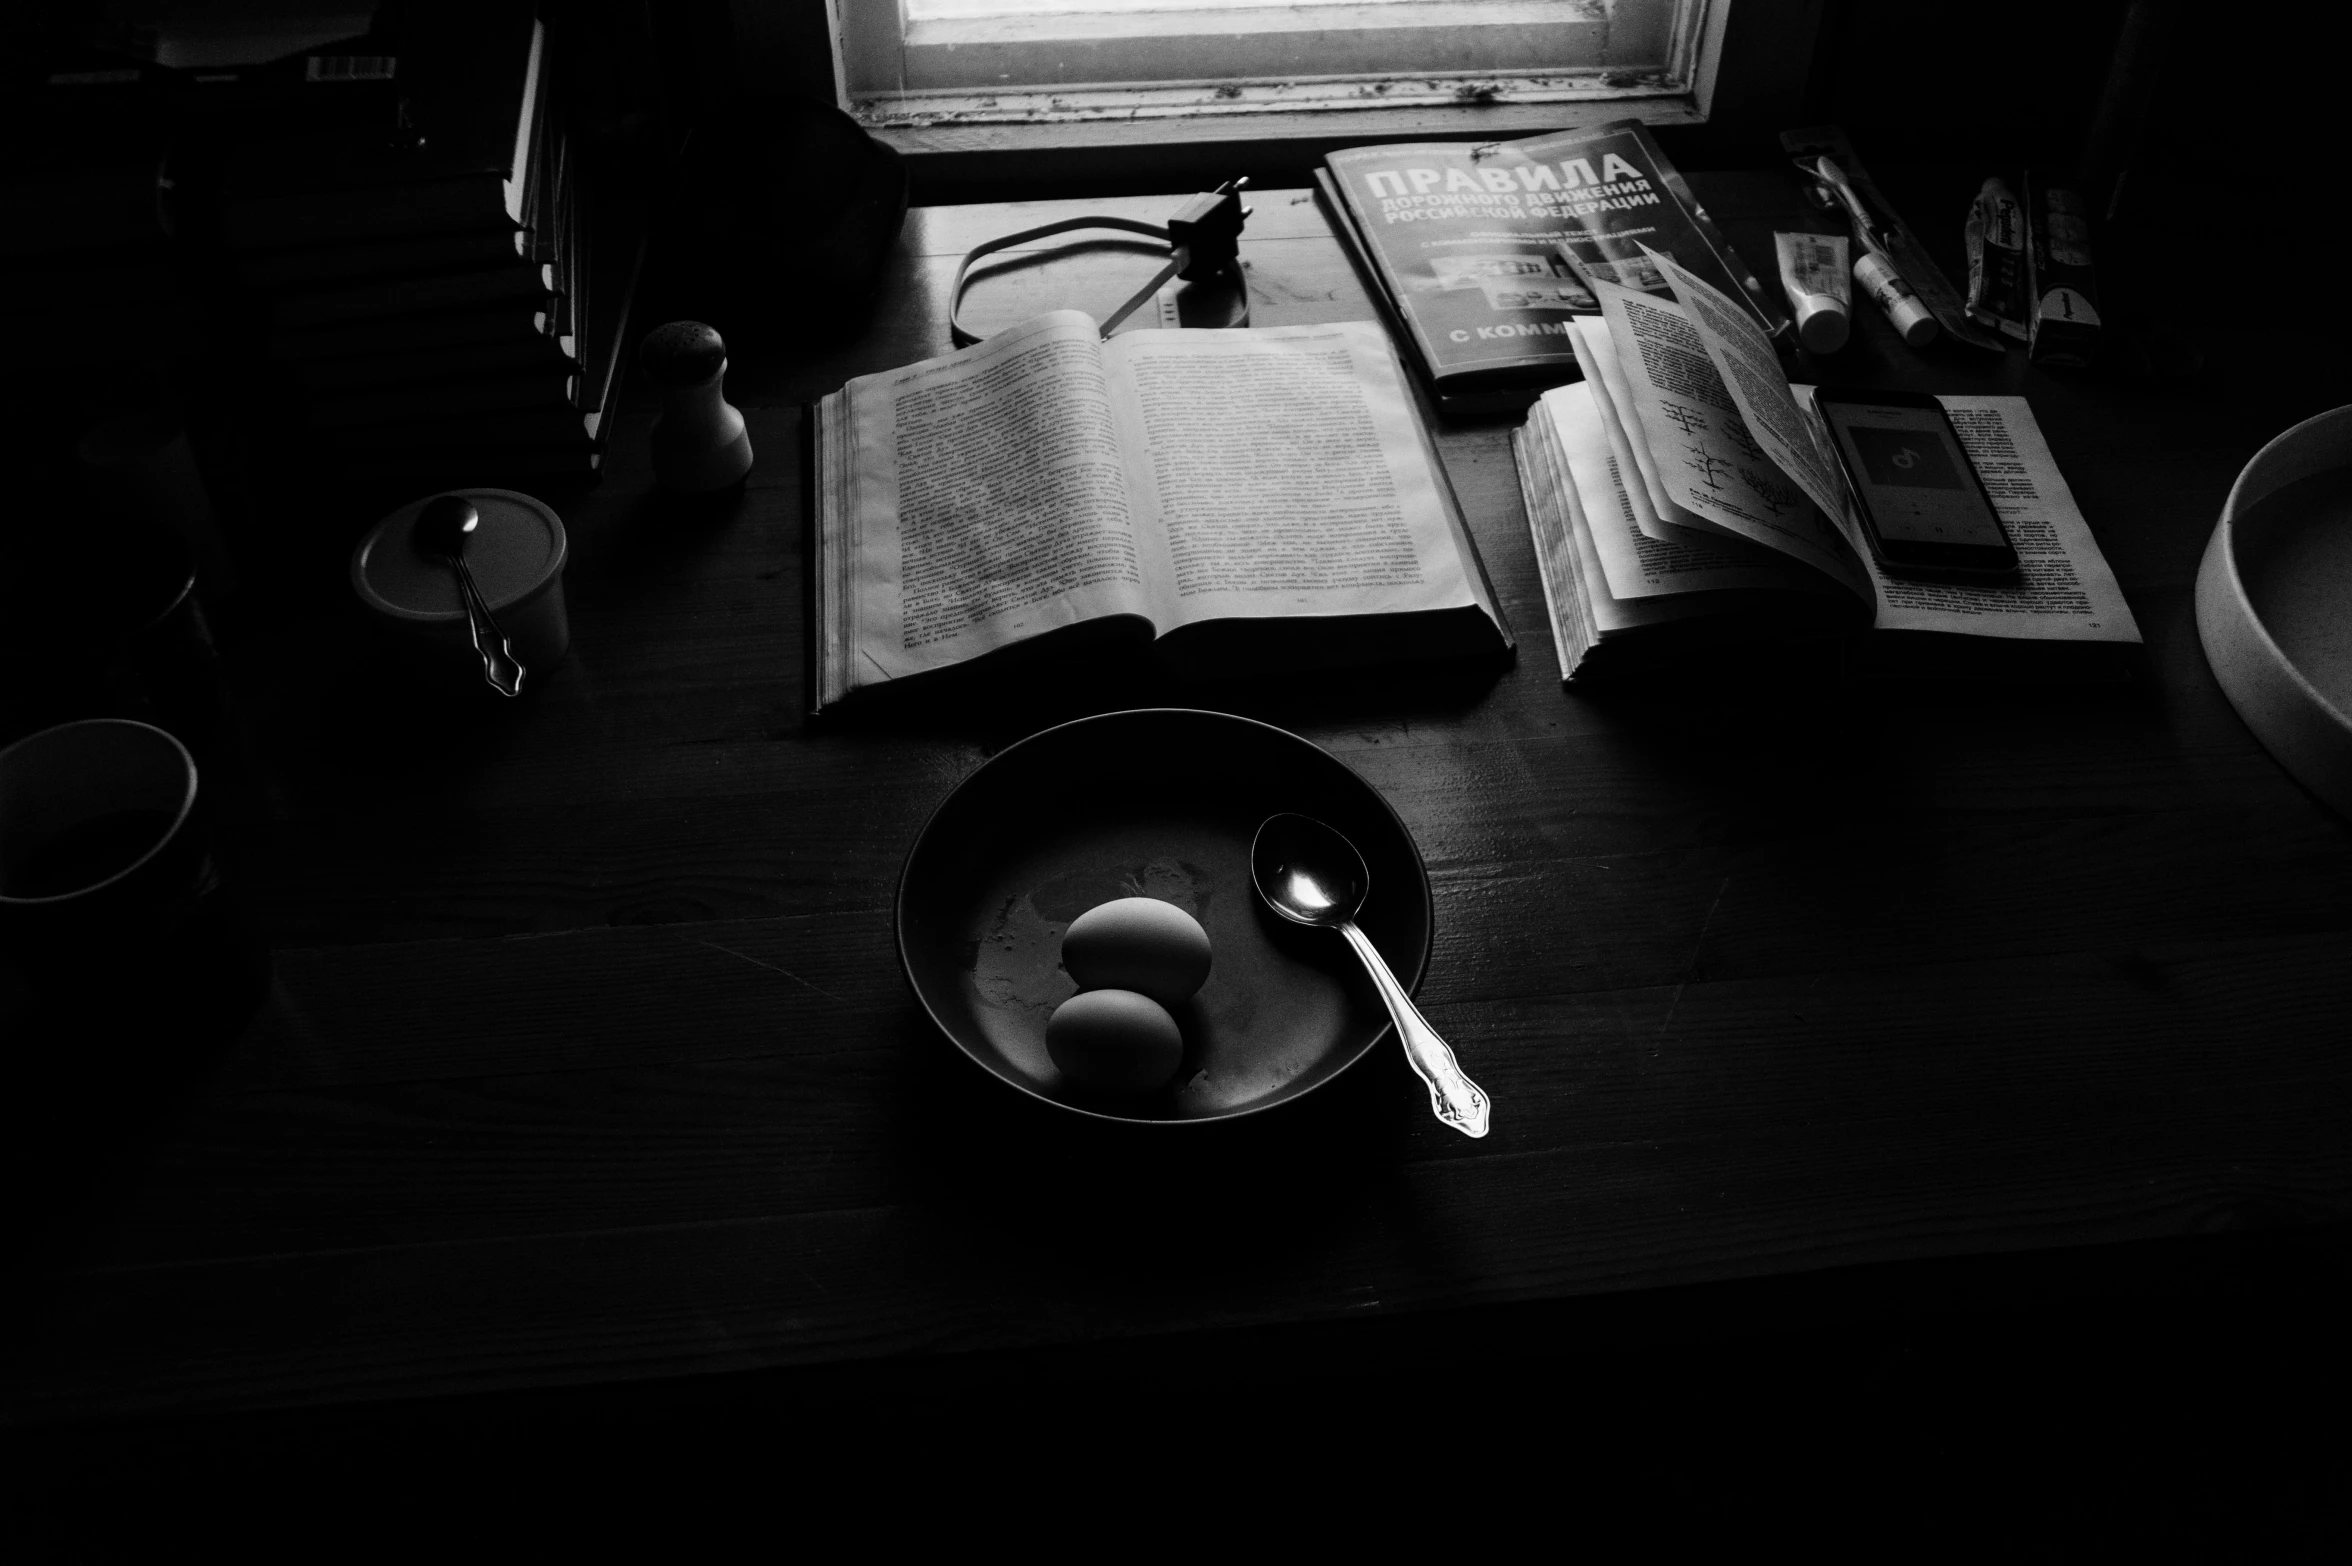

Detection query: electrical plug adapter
xmin=1168 ymin=178 xmax=1253 ymax=281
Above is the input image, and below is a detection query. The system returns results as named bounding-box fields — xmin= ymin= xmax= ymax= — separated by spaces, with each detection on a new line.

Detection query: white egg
xmin=1046 ymin=988 xmax=1185 ymax=1094
xmin=1060 ymin=896 xmax=1212 ymax=1007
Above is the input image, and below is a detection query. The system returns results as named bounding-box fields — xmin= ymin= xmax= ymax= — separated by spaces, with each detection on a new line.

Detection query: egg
xmin=1046 ymin=988 xmax=1185 ymax=1094
xmin=1061 ymin=896 xmax=1212 ymax=1007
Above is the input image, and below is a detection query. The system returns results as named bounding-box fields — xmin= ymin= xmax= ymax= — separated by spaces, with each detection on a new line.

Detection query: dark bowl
xmin=896 ymin=708 xmax=1431 ymax=1125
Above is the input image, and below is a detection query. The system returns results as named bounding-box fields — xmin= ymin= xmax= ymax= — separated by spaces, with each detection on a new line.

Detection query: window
xmin=836 ymin=0 xmax=1766 ymax=132
xmin=773 ymin=0 xmax=1825 ymax=171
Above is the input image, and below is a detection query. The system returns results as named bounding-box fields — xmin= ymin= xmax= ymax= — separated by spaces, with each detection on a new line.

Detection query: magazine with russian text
xmin=1318 ymin=119 xmax=1784 ymax=417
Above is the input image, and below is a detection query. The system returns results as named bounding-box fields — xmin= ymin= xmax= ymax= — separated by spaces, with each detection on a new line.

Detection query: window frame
xmin=854 ymin=0 xmax=1698 ymax=112
xmin=736 ymin=0 xmax=1825 ymax=181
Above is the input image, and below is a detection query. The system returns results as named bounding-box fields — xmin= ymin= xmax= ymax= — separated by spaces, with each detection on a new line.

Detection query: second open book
xmin=811 ymin=311 xmax=1509 ymax=710
xmin=1521 ymin=248 xmax=2142 ymax=681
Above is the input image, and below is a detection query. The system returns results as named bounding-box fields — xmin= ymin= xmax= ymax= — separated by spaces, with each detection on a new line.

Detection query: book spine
xmin=293 ymin=337 xmax=576 ymax=392
xmin=308 ymin=373 xmax=579 ymax=428
xmin=238 ymin=230 xmax=528 ymax=289
xmin=222 ymin=174 xmax=511 ymax=251
xmin=272 ymin=264 xmax=553 ymax=329
xmin=271 ymin=304 xmax=551 ymax=361
xmin=324 ymin=405 xmax=591 ymax=452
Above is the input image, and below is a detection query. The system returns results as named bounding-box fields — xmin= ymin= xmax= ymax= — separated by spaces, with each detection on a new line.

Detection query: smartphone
xmin=1814 ymin=387 xmax=2020 ymax=576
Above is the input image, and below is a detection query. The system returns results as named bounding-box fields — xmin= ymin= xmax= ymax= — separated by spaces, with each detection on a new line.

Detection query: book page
xmin=837 ymin=311 xmax=1155 ymax=690
xmin=1520 ymin=406 xmax=1709 ymax=641
xmin=1792 ymin=389 xmax=2144 ymax=643
xmin=1513 ymin=423 xmax=1595 ymax=678
xmin=1539 ymin=382 xmax=1830 ymax=601
xmin=1099 ymin=320 xmax=1480 ymax=628
xmin=1647 ymin=245 xmax=1845 ymax=519
xmin=1554 ymin=438 xmax=1698 ymax=641
xmin=1570 ymin=318 xmax=1680 ymax=543
xmin=1592 ymin=278 xmax=1870 ymax=597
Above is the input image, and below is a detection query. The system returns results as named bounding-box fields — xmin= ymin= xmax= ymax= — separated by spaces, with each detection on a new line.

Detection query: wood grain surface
xmin=7 ymin=174 xmax=2352 ymax=1432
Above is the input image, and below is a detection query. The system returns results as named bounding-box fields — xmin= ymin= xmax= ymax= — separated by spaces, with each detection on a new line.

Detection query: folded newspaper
xmin=1516 ymin=246 xmax=2142 ymax=681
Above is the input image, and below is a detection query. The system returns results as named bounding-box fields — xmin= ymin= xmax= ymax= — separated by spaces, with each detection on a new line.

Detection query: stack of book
xmin=200 ymin=1 xmax=638 ymax=488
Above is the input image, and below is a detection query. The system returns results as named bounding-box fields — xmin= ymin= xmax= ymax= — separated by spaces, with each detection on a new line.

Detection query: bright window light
xmin=841 ymin=0 xmax=1709 ymax=128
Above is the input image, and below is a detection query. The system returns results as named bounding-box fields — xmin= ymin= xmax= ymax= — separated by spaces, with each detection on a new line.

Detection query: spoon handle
xmin=450 ymin=557 xmax=526 ymax=697
xmin=1338 ymin=920 xmax=1490 ymax=1139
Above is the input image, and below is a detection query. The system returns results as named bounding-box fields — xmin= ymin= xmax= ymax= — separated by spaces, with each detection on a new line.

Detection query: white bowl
xmin=2196 ymin=404 xmax=2352 ymax=818
xmin=351 ymin=488 xmax=571 ymax=676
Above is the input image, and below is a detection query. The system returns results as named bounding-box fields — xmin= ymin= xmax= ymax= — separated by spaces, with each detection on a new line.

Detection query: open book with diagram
xmin=1517 ymin=248 xmax=2142 ymax=681
xmin=809 ymin=311 xmax=1511 ymax=710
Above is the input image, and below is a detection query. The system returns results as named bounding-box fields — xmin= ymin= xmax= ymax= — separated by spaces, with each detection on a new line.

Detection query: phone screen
xmin=1821 ymin=399 xmax=2009 ymax=554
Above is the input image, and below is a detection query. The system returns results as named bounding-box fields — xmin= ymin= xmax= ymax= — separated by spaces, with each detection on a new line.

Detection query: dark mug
xmin=0 ymin=719 xmax=269 ymax=1073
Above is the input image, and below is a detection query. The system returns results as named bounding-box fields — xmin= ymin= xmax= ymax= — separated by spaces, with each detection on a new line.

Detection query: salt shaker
xmin=642 ymin=320 xmax=754 ymax=494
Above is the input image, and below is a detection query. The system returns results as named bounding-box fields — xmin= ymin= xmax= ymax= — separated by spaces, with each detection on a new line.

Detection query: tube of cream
xmin=1964 ymin=177 xmax=2030 ymax=341
xmin=2024 ymin=170 xmax=2101 ymax=367
xmin=1804 ymin=154 xmax=1939 ymax=348
xmin=1854 ymin=249 xmax=1939 ymax=346
xmin=1775 ymin=231 xmax=1851 ymax=353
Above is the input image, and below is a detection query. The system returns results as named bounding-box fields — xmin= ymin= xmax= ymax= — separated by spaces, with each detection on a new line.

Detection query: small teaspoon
xmin=414 ymin=494 xmax=525 ymax=698
xmin=1250 ymin=812 xmax=1490 ymax=1138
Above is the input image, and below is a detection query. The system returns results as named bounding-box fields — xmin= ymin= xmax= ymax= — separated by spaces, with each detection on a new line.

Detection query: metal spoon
xmin=414 ymin=494 xmax=525 ymax=697
xmin=1250 ymin=812 xmax=1490 ymax=1138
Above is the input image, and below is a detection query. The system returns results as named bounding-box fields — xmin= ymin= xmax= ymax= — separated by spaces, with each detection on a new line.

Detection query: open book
xmin=1517 ymin=248 xmax=2142 ymax=681
xmin=811 ymin=311 xmax=1511 ymax=710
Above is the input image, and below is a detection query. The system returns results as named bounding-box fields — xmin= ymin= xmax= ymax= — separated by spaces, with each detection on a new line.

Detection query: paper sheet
xmin=840 ymin=312 xmax=1153 ymax=693
xmin=1648 ymin=245 xmax=1845 ymax=518
xmin=1570 ymin=318 xmax=1679 ymax=544
xmin=1539 ymin=382 xmax=1818 ymax=602
xmin=1513 ymin=422 xmax=1597 ymax=677
xmin=1588 ymin=278 xmax=1868 ymax=596
xmin=1101 ymin=319 xmax=1477 ymax=630
xmin=1795 ymin=388 xmax=2143 ymax=643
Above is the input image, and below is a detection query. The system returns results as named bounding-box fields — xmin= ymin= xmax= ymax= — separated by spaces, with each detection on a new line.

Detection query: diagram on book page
xmin=1685 ymin=445 xmax=1807 ymax=521
xmin=1645 ymin=245 xmax=1844 ymax=518
xmin=1542 ymin=383 xmax=1822 ymax=602
xmin=1589 ymin=279 xmax=1868 ymax=596
xmin=1568 ymin=319 xmax=1680 ymax=544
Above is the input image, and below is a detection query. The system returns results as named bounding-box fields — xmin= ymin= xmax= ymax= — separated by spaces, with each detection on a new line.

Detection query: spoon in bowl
xmin=1251 ymin=812 xmax=1490 ymax=1138
xmin=414 ymin=494 xmax=525 ymax=697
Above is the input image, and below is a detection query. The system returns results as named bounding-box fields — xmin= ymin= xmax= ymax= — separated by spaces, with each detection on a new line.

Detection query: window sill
xmin=873 ymin=94 xmax=1705 ymax=192
xmin=885 ymin=1 xmax=1640 ymax=93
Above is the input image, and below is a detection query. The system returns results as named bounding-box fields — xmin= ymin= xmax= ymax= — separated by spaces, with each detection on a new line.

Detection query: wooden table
xmin=11 ymin=174 xmax=2352 ymax=1527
